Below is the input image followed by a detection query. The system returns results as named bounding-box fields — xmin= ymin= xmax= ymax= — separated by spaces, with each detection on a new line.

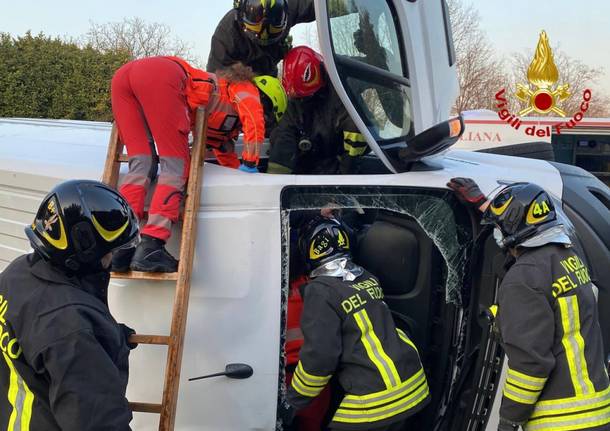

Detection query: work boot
xmin=130 ymin=235 xmax=179 ymax=273
xmin=111 ymin=247 xmax=136 ymax=272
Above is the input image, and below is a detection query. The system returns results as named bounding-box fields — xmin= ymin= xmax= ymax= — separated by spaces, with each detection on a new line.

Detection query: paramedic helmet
xmin=25 ymin=180 xmax=140 ymax=273
xmin=282 ymin=46 xmax=325 ymax=98
xmin=235 ymin=0 xmax=288 ymax=46
xmin=253 ymin=75 xmax=287 ymax=131
xmin=299 ymin=216 xmax=352 ymax=271
xmin=482 ymin=183 xmax=563 ymax=249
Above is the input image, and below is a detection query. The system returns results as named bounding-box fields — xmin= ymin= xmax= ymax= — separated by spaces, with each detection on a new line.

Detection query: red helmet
xmin=281 ymin=46 xmax=325 ymax=98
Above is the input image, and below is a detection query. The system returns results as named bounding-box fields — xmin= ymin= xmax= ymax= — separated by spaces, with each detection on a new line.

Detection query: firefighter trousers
xmin=111 ymin=57 xmax=190 ymax=241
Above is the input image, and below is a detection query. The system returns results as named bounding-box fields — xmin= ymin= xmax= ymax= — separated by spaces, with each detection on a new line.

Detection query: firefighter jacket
xmin=287 ymin=270 xmax=430 ymax=430
xmin=268 ymin=85 xmax=369 ymax=174
xmin=167 ymin=56 xmax=265 ymax=166
xmin=496 ymin=244 xmax=610 ymax=431
xmin=206 ymin=0 xmax=315 ymax=76
xmin=0 ymin=254 xmax=133 ymax=430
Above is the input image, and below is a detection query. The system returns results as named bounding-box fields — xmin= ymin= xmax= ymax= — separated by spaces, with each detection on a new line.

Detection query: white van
xmin=1 ymin=0 xmax=609 ymax=430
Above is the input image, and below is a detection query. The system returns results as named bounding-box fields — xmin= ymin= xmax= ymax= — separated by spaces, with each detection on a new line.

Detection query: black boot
xmin=130 ymin=235 xmax=179 ymax=273
xmin=111 ymin=247 xmax=136 ymax=272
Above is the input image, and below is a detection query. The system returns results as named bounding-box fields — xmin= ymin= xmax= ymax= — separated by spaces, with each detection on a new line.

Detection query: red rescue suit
xmin=111 ymin=56 xmax=264 ymax=241
xmin=285 ymin=275 xmax=330 ymax=431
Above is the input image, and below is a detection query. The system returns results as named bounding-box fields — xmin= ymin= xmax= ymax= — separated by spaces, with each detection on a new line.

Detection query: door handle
xmin=189 ymin=363 xmax=253 ymax=381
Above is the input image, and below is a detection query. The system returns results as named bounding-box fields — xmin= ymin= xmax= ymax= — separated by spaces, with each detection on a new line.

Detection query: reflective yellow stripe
xmin=503 ymin=381 xmax=540 ymax=405
xmin=531 ymin=386 xmax=610 ymax=418
xmin=333 ymin=376 xmax=429 ymax=423
xmin=291 ymin=373 xmax=322 ymax=398
xmin=2 ymin=352 xmax=34 ymax=431
xmin=354 ymin=310 xmax=400 ymax=389
xmin=343 ymin=131 xmax=366 ymax=143
xmin=507 ymin=368 xmax=547 ymax=391
xmin=295 ymin=362 xmax=331 ymax=386
xmin=558 ymin=296 xmax=595 ymax=395
xmin=396 ymin=328 xmax=419 ymax=353
xmin=526 ymin=404 xmax=610 ymax=431
xmin=343 ymin=131 xmax=368 ymax=157
xmin=341 ymin=368 xmax=425 ymax=408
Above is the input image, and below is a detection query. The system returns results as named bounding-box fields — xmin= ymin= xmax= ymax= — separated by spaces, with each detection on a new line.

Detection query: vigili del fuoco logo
xmin=494 ymin=31 xmax=593 ymax=137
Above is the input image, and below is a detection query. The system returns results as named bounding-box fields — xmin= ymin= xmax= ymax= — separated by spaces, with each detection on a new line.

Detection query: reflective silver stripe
xmin=286 ymin=327 xmax=303 ymax=343
xmin=158 ymin=156 xmax=186 ymax=190
xmin=560 ymin=296 xmax=594 ymax=395
xmin=147 ymin=214 xmax=172 ymax=231
xmin=333 ymin=379 xmax=429 ymax=423
xmin=531 ymin=387 xmax=610 ymax=417
xmin=503 ymin=383 xmax=539 ymax=404
xmin=233 ymin=91 xmax=258 ymax=102
xmin=506 ymin=368 xmax=546 ymax=391
xmin=123 ymin=155 xmax=154 ymax=186
xmin=526 ymin=405 xmax=610 ymax=431
xmin=341 ymin=369 xmax=426 ymax=408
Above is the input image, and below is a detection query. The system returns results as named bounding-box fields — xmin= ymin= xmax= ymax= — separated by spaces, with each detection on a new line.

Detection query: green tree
xmin=0 ymin=31 xmax=129 ymax=121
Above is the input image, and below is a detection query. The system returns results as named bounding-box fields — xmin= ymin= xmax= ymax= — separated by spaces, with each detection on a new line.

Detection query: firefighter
xmin=449 ymin=178 xmax=610 ymax=431
xmin=281 ymin=216 xmax=430 ymax=430
xmin=110 ymin=56 xmax=285 ymax=273
xmin=268 ymin=46 xmax=369 ymax=174
xmin=0 ymin=180 xmax=139 ymax=430
xmin=207 ymin=0 xmax=315 ymax=77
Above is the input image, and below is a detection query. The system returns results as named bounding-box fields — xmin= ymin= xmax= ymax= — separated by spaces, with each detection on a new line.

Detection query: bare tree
xmin=448 ymin=0 xmax=507 ymax=114
xmin=84 ymin=17 xmax=196 ymax=63
xmin=509 ymin=48 xmax=610 ymax=117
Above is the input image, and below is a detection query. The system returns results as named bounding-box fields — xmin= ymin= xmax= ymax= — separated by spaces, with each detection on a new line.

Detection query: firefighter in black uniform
xmin=449 ymin=178 xmax=610 ymax=431
xmin=0 ymin=180 xmax=140 ymax=430
xmin=282 ymin=217 xmax=430 ymax=430
xmin=206 ymin=0 xmax=315 ymax=76
xmin=268 ymin=46 xmax=369 ymax=174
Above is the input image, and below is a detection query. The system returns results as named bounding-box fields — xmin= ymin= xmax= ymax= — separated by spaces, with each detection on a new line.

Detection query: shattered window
xmin=276 ymin=186 xmax=473 ymax=430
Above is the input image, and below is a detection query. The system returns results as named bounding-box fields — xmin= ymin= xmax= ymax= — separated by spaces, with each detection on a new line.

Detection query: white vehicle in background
xmin=457 ymin=110 xmax=610 ymax=187
xmin=0 ymin=0 xmax=609 ymax=430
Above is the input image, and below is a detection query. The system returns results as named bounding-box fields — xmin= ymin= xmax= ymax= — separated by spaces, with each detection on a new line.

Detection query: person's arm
xmin=497 ymin=272 xmax=555 ymax=428
xmin=287 ymin=285 xmax=342 ymax=410
xmin=289 ymin=0 xmax=316 ymax=25
xmin=268 ymin=102 xmax=300 ymax=174
xmin=229 ymin=81 xmax=266 ymax=171
xmin=35 ymin=329 xmax=132 ymax=430
xmin=206 ymin=11 xmax=240 ymax=73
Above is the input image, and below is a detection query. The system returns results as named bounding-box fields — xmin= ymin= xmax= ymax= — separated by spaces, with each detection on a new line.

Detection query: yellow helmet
xmin=252 ymin=75 xmax=288 ymax=123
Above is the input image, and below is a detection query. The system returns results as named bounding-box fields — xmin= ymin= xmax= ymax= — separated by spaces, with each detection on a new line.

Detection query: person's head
xmin=253 ymin=75 xmax=288 ymax=130
xmin=281 ymin=46 xmax=326 ymax=99
xmin=25 ymin=180 xmax=139 ymax=274
xmin=234 ymin=0 xmax=288 ymax=46
xmin=482 ymin=182 xmax=570 ymax=252
xmin=298 ymin=216 xmax=352 ymax=274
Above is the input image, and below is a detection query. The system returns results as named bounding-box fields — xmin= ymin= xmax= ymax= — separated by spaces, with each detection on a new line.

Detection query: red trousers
xmin=111 ymin=57 xmax=190 ymax=241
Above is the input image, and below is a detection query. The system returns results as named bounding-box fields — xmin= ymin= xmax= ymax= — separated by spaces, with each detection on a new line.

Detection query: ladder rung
xmin=110 ymin=271 xmax=179 ymax=281
xmin=129 ymin=402 xmax=162 ymax=414
xmin=130 ymin=334 xmax=170 ymax=345
xmin=118 ymin=154 xmax=129 ymax=163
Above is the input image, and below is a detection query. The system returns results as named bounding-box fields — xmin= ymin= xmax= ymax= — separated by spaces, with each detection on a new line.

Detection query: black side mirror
xmin=189 ymin=363 xmax=254 ymax=382
xmin=398 ymin=115 xmax=464 ymax=164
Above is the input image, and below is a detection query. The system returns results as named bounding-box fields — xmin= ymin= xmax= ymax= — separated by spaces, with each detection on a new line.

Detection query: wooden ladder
xmin=101 ymin=107 xmax=208 ymax=430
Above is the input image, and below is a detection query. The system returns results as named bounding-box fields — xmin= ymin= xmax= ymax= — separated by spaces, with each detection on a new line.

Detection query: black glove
xmin=277 ymin=402 xmax=296 ymax=427
xmin=119 ymin=323 xmax=138 ymax=350
xmin=498 ymin=418 xmax=520 ymax=431
xmin=447 ymin=177 xmax=486 ymax=208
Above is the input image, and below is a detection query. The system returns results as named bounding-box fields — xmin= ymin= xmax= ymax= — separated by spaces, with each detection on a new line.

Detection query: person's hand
xmin=447 ymin=177 xmax=486 ymax=210
xmin=238 ymin=164 xmax=258 ymax=173
xmin=119 ymin=323 xmax=138 ymax=350
xmin=321 ymin=203 xmax=340 ymax=218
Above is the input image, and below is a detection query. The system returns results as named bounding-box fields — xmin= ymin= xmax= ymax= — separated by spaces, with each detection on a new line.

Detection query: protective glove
xmin=238 ymin=164 xmax=259 ymax=173
xmin=447 ymin=177 xmax=486 ymax=208
xmin=498 ymin=418 xmax=520 ymax=431
xmin=119 ymin=323 xmax=138 ymax=350
xmin=277 ymin=402 xmax=296 ymax=427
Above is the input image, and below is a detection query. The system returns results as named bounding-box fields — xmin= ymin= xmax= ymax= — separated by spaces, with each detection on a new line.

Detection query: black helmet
xmin=234 ymin=0 xmax=288 ymax=46
xmin=25 ymin=180 xmax=139 ymax=273
xmin=482 ymin=182 xmax=559 ymax=249
xmin=299 ymin=216 xmax=352 ymax=271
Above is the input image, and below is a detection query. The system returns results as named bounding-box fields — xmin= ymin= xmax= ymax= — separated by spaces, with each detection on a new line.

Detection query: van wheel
xmin=477 ymin=141 xmax=555 ymax=161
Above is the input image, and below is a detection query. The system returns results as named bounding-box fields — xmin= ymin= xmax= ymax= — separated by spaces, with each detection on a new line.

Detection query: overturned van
xmin=1 ymin=0 xmax=610 ymax=430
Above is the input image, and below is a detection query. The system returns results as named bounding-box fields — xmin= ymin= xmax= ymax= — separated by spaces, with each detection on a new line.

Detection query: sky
xmin=2 ymin=0 xmax=609 ymax=91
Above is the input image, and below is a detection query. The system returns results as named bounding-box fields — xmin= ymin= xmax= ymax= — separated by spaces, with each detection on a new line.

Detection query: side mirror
xmin=398 ymin=115 xmax=464 ymax=164
xmin=189 ymin=363 xmax=254 ymax=382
